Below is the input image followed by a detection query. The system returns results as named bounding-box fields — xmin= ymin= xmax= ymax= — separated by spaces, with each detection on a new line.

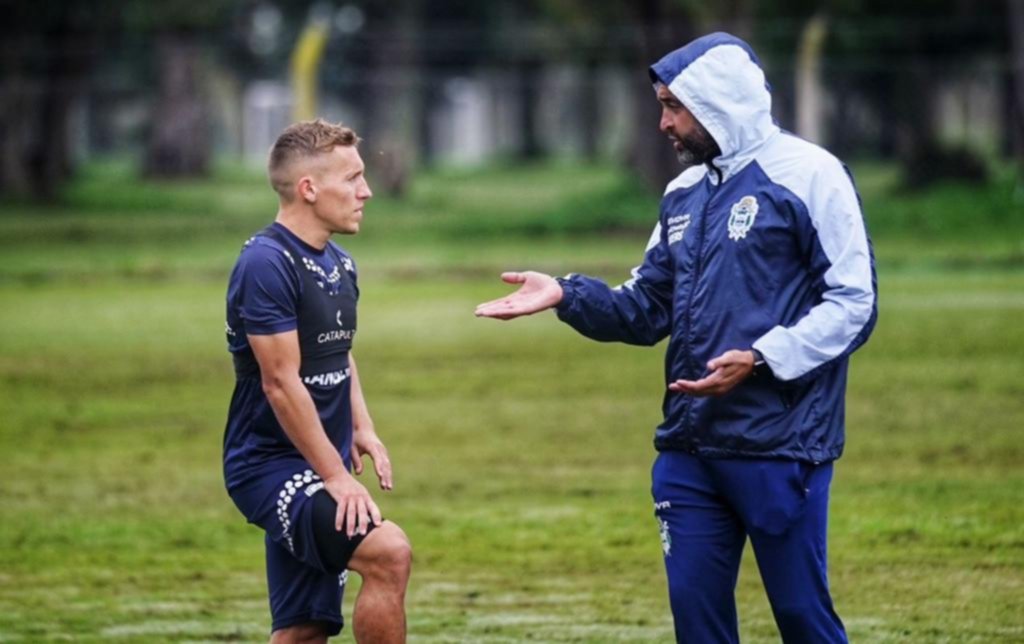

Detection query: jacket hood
xmin=649 ymin=32 xmax=779 ymax=180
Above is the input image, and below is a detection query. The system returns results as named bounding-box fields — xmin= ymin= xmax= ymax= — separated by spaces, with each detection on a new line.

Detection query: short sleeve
xmin=233 ymin=241 xmax=300 ymax=335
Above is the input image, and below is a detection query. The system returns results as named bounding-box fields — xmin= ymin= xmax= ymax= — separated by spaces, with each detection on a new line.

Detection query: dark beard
xmin=675 ymin=122 xmax=721 ymax=169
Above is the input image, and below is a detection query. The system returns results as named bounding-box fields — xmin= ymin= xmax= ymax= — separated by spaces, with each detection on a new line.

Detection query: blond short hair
xmin=268 ymin=119 xmax=361 ymax=200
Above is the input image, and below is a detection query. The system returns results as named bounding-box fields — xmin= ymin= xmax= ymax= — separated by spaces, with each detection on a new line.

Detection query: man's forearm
xmin=348 ymin=353 xmax=374 ymax=432
xmin=264 ymin=374 xmax=349 ymax=481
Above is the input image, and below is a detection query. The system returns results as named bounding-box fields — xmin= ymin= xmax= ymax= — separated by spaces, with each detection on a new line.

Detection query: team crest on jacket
xmin=728 ymin=195 xmax=759 ymax=241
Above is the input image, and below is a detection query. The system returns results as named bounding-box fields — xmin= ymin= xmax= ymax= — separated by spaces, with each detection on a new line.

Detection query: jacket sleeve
xmin=555 ymin=220 xmax=674 ymax=346
xmin=753 ymin=160 xmax=877 ymax=384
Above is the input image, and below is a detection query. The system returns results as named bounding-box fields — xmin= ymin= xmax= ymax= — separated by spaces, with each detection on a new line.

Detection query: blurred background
xmin=2 ymin=0 xmax=1022 ymax=196
xmin=1 ymin=1 xmax=1022 ymax=642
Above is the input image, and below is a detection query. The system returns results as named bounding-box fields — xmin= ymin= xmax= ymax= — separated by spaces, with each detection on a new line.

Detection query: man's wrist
xmin=750 ymin=348 xmax=771 ymax=378
xmin=553 ymin=275 xmax=572 ymax=311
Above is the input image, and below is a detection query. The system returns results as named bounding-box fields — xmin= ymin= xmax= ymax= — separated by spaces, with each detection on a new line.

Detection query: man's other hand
xmin=474 ymin=271 xmax=563 ymax=320
xmin=324 ymin=472 xmax=382 ymax=537
xmin=668 ymin=349 xmax=756 ymax=397
xmin=352 ymin=427 xmax=394 ymax=491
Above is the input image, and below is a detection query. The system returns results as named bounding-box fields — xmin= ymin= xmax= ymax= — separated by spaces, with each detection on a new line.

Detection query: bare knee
xmin=351 ymin=521 xmax=412 ymax=587
xmin=270 ymin=621 xmax=330 ymax=644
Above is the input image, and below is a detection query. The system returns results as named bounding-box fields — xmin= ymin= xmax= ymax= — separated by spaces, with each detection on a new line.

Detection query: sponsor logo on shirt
xmin=667 ymin=214 xmax=691 ymax=245
xmin=317 ymin=329 xmax=354 ymax=344
xmin=302 ymin=367 xmax=351 ymax=387
xmin=301 ymin=256 xmax=342 ymax=292
xmin=318 ymin=309 xmax=354 ymax=344
xmin=728 ymin=195 xmax=759 ymax=241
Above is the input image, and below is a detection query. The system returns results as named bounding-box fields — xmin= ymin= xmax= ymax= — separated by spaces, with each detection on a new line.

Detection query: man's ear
xmin=297 ymin=176 xmax=317 ymax=203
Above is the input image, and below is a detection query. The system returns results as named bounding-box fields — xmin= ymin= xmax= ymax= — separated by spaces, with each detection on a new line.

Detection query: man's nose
xmin=659 ymin=110 xmax=673 ymax=133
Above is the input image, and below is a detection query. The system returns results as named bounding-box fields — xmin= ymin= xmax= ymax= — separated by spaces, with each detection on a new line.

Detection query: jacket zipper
xmin=680 ymin=177 xmax=719 ymax=436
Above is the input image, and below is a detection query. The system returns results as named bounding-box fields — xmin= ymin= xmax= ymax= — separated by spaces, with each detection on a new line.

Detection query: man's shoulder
xmin=230 ymin=233 xmax=299 ymax=286
xmin=761 ymin=132 xmax=844 ymax=173
xmin=663 ymin=165 xmax=708 ymax=196
xmin=238 ymin=233 xmax=296 ymax=266
xmin=755 ymin=132 xmax=850 ymax=202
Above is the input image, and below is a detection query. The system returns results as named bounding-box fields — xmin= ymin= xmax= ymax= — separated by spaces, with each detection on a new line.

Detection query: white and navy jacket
xmin=555 ymin=33 xmax=877 ymax=463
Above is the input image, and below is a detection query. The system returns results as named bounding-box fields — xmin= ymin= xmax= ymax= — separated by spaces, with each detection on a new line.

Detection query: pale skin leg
xmin=347 ymin=522 xmax=412 ymax=643
xmin=269 ymin=522 xmax=412 ymax=644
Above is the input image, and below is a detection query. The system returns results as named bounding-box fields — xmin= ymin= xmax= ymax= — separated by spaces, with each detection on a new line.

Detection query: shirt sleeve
xmin=753 ymin=159 xmax=877 ymax=383
xmin=234 ymin=241 xmax=301 ymax=335
xmin=555 ymin=220 xmax=674 ymax=346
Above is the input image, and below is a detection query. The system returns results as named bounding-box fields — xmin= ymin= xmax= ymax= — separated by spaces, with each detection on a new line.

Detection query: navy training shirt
xmin=222 ymin=222 xmax=359 ymax=491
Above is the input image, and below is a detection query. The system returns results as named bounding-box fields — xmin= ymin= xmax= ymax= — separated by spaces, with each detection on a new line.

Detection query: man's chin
xmin=675 ymin=151 xmax=701 ymax=169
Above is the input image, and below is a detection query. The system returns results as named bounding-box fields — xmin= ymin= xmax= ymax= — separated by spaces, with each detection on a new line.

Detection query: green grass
xmin=0 ymin=161 xmax=1022 ymax=642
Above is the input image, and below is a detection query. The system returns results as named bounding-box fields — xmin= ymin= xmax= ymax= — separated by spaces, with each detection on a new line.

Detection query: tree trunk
xmin=1008 ymin=0 xmax=1024 ymax=181
xmin=0 ymin=2 xmax=94 ymax=201
xmin=579 ymin=57 xmax=600 ymax=161
xmin=362 ymin=0 xmax=420 ymax=197
xmin=628 ymin=0 xmax=694 ymax=193
xmin=0 ymin=72 xmax=34 ymax=198
xmin=795 ymin=13 xmax=828 ymax=146
xmin=517 ymin=59 xmax=543 ymax=160
xmin=144 ymin=32 xmax=210 ymax=178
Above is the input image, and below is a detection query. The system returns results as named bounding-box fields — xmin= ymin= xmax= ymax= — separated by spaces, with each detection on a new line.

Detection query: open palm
xmin=474 ymin=271 xmax=564 ymax=320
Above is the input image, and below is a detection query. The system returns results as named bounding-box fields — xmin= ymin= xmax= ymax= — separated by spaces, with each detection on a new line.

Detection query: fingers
xmin=327 ymin=476 xmax=378 ymax=537
xmin=670 ymin=361 xmax=754 ymax=396
xmin=345 ymin=496 xmax=357 ymax=537
xmin=474 ymin=299 xmax=513 ymax=317
xmin=334 ymin=499 xmax=345 ymax=533
xmin=351 ymin=444 xmax=363 ymax=475
xmin=374 ymin=448 xmax=393 ymax=490
xmin=501 ymin=271 xmax=526 ymax=284
xmin=355 ymin=498 xmax=370 ymax=536
xmin=368 ymin=498 xmax=383 ymax=527
xmin=669 ymin=370 xmax=724 ymax=396
xmin=475 ymin=301 xmax=529 ymax=320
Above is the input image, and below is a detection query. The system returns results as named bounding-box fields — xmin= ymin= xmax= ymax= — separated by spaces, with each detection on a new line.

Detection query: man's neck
xmin=275 ymin=208 xmax=330 ymax=250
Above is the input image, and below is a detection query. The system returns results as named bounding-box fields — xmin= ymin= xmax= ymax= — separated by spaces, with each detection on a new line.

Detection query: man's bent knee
xmin=349 ymin=521 xmax=412 ymax=586
xmin=270 ymin=621 xmax=330 ymax=644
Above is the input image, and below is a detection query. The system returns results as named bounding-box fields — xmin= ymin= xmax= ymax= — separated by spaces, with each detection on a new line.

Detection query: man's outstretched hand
xmin=475 ymin=271 xmax=564 ymax=320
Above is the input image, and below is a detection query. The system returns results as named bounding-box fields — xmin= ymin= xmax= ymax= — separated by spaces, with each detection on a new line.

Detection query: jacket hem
xmin=653 ymin=439 xmax=841 ymax=464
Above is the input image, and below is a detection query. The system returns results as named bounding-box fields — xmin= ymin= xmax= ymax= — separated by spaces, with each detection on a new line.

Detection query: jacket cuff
xmin=554 ymin=274 xmax=577 ymax=317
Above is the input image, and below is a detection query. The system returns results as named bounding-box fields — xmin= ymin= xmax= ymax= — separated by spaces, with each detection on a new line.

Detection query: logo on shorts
xmin=728 ymin=195 xmax=759 ymax=241
xmin=658 ymin=517 xmax=672 ymax=556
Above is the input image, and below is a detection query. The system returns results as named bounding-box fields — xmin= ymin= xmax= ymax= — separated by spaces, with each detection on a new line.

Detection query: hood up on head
xmin=649 ymin=32 xmax=779 ymax=181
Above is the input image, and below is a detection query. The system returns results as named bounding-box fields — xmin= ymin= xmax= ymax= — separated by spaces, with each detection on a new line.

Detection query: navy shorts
xmin=230 ymin=459 xmax=371 ymax=636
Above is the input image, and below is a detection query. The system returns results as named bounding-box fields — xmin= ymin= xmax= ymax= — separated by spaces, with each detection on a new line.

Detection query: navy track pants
xmin=651 ymin=452 xmax=847 ymax=644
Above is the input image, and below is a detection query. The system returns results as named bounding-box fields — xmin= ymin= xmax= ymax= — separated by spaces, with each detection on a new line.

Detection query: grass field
xmin=0 ymin=161 xmax=1022 ymax=642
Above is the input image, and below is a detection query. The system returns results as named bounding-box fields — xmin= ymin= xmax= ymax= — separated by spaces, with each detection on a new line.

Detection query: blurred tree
xmin=818 ymin=0 xmax=1008 ymax=187
xmin=533 ymin=0 xmax=716 ymax=192
xmin=0 ymin=0 xmax=111 ymax=200
xmin=358 ymin=0 xmax=424 ymax=196
xmin=0 ymin=0 xmax=236 ymax=199
xmin=123 ymin=1 xmax=235 ymax=179
xmin=1008 ymin=0 xmax=1024 ymax=182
